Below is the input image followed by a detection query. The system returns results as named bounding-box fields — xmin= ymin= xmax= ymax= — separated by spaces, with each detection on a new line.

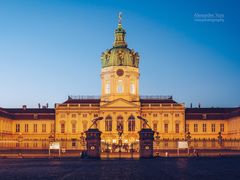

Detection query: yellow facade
xmin=0 ymin=16 xmax=240 ymax=150
xmin=186 ymin=120 xmax=228 ymax=139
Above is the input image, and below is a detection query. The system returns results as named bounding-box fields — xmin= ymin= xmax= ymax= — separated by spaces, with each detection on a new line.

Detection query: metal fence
xmin=0 ymin=139 xmax=240 ymax=150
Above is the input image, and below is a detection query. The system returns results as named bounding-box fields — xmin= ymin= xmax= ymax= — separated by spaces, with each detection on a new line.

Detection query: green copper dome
xmin=101 ymin=16 xmax=139 ymax=68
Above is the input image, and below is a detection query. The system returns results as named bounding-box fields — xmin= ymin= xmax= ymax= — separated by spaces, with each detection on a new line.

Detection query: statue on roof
xmin=118 ymin=12 xmax=122 ymax=25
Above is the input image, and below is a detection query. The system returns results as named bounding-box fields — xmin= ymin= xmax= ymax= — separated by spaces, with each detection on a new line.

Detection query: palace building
xmin=0 ymin=15 xmax=240 ymax=151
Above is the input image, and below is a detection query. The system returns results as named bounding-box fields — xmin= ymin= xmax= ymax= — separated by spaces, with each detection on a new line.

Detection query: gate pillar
xmin=85 ymin=128 xmax=102 ymax=158
xmin=139 ymin=128 xmax=155 ymax=158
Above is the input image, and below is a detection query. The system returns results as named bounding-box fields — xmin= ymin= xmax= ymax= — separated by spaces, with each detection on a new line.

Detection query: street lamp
xmin=186 ymin=131 xmax=191 ymax=142
xmin=48 ymin=134 xmax=54 ymax=143
xmin=155 ymin=132 xmax=160 ymax=156
xmin=80 ymin=132 xmax=86 ymax=150
xmin=17 ymin=133 xmax=23 ymax=157
xmin=80 ymin=132 xmax=86 ymax=158
xmin=117 ymin=123 xmax=123 ymax=158
xmin=106 ymin=142 xmax=110 ymax=159
xmin=218 ymin=131 xmax=223 ymax=147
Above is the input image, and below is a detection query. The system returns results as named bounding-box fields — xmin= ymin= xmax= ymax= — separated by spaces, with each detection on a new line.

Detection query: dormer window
xmin=202 ymin=114 xmax=207 ymax=119
xmin=34 ymin=114 xmax=38 ymax=120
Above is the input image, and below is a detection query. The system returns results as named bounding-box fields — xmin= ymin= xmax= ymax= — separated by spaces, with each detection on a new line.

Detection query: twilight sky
xmin=0 ymin=0 xmax=239 ymax=108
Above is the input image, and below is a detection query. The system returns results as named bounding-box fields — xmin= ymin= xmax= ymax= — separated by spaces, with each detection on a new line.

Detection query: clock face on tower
xmin=116 ymin=69 xmax=124 ymax=76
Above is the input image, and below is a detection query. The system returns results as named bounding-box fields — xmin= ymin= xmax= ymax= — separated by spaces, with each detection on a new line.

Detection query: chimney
xmin=22 ymin=105 xmax=27 ymax=110
xmin=190 ymin=103 xmax=193 ymax=108
xmin=198 ymin=103 xmax=201 ymax=108
xmin=38 ymin=103 xmax=41 ymax=109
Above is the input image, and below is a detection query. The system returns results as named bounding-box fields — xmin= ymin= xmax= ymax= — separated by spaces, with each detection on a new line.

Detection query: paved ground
xmin=0 ymin=157 xmax=240 ymax=180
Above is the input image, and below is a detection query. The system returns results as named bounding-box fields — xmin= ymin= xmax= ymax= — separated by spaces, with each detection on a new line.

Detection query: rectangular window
xmin=33 ymin=114 xmax=38 ymax=119
xmin=164 ymin=142 xmax=168 ymax=148
xmin=105 ymin=80 xmax=110 ymax=94
xmin=71 ymin=114 xmax=77 ymax=118
xmin=61 ymin=124 xmax=65 ymax=133
xmin=24 ymin=143 xmax=29 ymax=148
xmin=130 ymin=81 xmax=135 ymax=94
xmin=175 ymin=114 xmax=180 ymax=117
xmin=164 ymin=114 xmax=168 ymax=117
xmin=220 ymin=124 xmax=224 ymax=132
xmin=72 ymin=123 xmax=76 ymax=133
xmin=60 ymin=114 xmax=65 ymax=118
xmin=202 ymin=114 xmax=207 ymax=119
xmin=194 ymin=124 xmax=198 ymax=132
xmin=83 ymin=114 xmax=87 ymax=118
xmin=185 ymin=124 xmax=189 ymax=133
xmin=83 ymin=122 xmax=87 ymax=131
xmin=33 ymin=124 xmax=37 ymax=133
xmin=51 ymin=123 xmax=54 ymax=133
xmin=94 ymin=114 xmax=98 ymax=118
xmin=164 ymin=124 xmax=168 ymax=133
xmin=202 ymin=124 xmax=207 ymax=132
xmin=117 ymin=80 xmax=123 ymax=93
xmin=175 ymin=124 xmax=179 ymax=133
xmin=211 ymin=124 xmax=215 ymax=132
xmin=72 ymin=139 xmax=77 ymax=147
xmin=24 ymin=124 xmax=28 ymax=133
xmin=16 ymin=124 xmax=20 ymax=132
xmin=153 ymin=123 xmax=157 ymax=131
xmin=33 ymin=142 xmax=38 ymax=148
xmin=42 ymin=124 xmax=46 ymax=133
xmin=42 ymin=142 xmax=47 ymax=148
xmin=153 ymin=113 xmax=157 ymax=117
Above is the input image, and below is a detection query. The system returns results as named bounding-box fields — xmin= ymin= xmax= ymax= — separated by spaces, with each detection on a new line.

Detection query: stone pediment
xmin=101 ymin=98 xmax=139 ymax=108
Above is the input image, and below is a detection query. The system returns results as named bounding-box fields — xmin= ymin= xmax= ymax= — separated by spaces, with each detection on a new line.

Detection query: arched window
xmin=130 ymin=80 xmax=135 ymax=94
xmin=105 ymin=80 xmax=110 ymax=94
xmin=117 ymin=116 xmax=124 ymax=131
xmin=105 ymin=115 xmax=112 ymax=131
xmin=128 ymin=115 xmax=135 ymax=131
xmin=117 ymin=80 xmax=123 ymax=93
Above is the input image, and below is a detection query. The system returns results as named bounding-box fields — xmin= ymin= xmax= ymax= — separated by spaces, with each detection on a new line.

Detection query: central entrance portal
xmin=101 ymin=139 xmax=139 ymax=158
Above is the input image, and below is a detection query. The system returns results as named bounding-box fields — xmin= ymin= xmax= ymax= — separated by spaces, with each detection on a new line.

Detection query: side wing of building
xmin=185 ymin=107 xmax=240 ymax=139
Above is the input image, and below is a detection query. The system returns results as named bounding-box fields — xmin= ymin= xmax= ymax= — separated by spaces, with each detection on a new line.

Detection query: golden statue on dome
xmin=118 ymin=12 xmax=122 ymax=25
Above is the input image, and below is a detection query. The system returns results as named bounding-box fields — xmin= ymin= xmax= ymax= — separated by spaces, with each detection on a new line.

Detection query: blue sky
xmin=0 ymin=0 xmax=239 ymax=108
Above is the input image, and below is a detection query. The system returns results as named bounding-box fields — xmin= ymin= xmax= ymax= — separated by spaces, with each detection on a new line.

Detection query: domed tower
xmin=100 ymin=13 xmax=140 ymax=102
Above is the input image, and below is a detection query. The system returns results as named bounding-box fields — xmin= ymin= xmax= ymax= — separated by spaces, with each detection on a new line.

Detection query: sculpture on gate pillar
xmin=85 ymin=117 xmax=103 ymax=158
xmin=137 ymin=116 xmax=155 ymax=158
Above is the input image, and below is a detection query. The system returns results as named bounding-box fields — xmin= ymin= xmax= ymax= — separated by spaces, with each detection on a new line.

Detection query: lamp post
xmin=186 ymin=131 xmax=191 ymax=144
xmin=17 ymin=133 xmax=23 ymax=157
xmin=185 ymin=131 xmax=191 ymax=155
xmin=117 ymin=123 xmax=123 ymax=158
xmin=80 ymin=132 xmax=86 ymax=157
xmin=218 ymin=131 xmax=223 ymax=147
xmin=130 ymin=142 xmax=134 ymax=158
xmin=48 ymin=134 xmax=54 ymax=143
xmin=48 ymin=133 xmax=54 ymax=149
xmin=106 ymin=142 xmax=110 ymax=159
xmin=155 ymin=132 xmax=160 ymax=156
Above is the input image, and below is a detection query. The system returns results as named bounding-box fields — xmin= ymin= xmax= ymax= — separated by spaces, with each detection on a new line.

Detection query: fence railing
xmin=1 ymin=139 xmax=240 ymax=150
